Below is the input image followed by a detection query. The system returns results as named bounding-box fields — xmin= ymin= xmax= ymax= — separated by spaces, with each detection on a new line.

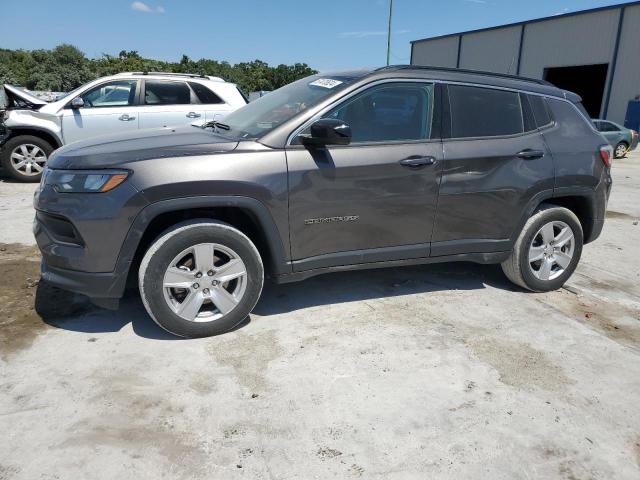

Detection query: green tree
xmin=0 ymin=44 xmax=317 ymax=94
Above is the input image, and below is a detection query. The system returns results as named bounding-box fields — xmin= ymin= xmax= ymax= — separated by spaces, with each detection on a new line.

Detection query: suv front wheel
xmin=0 ymin=135 xmax=53 ymax=182
xmin=139 ymin=220 xmax=264 ymax=338
xmin=502 ymin=205 xmax=583 ymax=292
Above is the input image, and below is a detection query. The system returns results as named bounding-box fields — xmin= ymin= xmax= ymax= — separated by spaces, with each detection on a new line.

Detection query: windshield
xmin=54 ymin=84 xmax=87 ymax=102
xmin=216 ymin=73 xmax=361 ymax=139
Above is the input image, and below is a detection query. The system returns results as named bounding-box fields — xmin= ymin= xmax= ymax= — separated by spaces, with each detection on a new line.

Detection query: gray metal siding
xmin=411 ymin=36 xmax=459 ymax=68
xmin=607 ymin=4 xmax=640 ymax=123
xmin=458 ymin=26 xmax=522 ymax=74
xmin=518 ymin=9 xmax=619 ymax=78
xmin=410 ymin=5 xmax=638 ymax=123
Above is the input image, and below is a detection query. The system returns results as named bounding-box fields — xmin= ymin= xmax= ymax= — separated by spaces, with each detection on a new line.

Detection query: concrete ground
xmin=1 ymin=151 xmax=639 ymax=480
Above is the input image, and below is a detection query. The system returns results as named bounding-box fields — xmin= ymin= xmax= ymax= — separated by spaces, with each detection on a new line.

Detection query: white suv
xmin=0 ymin=72 xmax=247 ymax=181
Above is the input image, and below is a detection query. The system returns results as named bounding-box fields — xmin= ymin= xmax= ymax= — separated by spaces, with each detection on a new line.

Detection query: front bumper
xmin=40 ymin=260 xmax=127 ymax=309
xmin=33 ymin=178 xmax=148 ymax=304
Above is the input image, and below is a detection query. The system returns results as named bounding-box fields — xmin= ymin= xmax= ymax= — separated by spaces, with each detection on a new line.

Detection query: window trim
xmin=140 ymin=79 xmax=197 ymax=107
xmin=286 ymin=79 xmax=439 ymax=148
xmin=64 ymin=79 xmax=141 ymax=109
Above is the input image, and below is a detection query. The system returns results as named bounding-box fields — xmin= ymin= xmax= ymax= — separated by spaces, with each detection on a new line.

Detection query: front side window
xmin=80 ymin=80 xmax=137 ymax=108
xmin=320 ymin=82 xmax=433 ymax=143
xmin=144 ymin=80 xmax=191 ymax=105
xmin=449 ymin=85 xmax=523 ymax=138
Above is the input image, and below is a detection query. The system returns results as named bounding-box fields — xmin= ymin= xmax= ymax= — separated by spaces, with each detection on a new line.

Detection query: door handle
xmin=399 ymin=156 xmax=436 ymax=168
xmin=516 ymin=149 xmax=545 ymax=159
xmin=186 ymin=112 xmax=202 ymax=118
xmin=119 ymin=114 xmax=136 ymax=121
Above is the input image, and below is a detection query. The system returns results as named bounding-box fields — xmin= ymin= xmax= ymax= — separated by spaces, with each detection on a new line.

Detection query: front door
xmin=61 ymin=79 xmax=140 ymax=144
xmin=286 ymin=81 xmax=442 ymax=270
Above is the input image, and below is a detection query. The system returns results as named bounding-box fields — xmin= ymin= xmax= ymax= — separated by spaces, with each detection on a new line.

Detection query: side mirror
xmin=299 ymin=118 xmax=351 ymax=146
xmin=70 ymin=97 xmax=84 ymax=109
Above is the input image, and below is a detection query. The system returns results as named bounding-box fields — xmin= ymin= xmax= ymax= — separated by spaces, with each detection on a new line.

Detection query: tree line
xmin=0 ymin=44 xmax=317 ymax=94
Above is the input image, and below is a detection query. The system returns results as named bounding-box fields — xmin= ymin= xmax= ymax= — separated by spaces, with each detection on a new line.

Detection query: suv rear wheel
xmin=0 ymin=135 xmax=53 ymax=182
xmin=501 ymin=205 xmax=583 ymax=292
xmin=139 ymin=220 xmax=264 ymax=338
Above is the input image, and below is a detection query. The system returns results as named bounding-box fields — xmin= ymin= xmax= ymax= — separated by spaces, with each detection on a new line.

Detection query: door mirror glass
xmin=70 ymin=97 xmax=84 ymax=109
xmin=299 ymin=118 xmax=352 ymax=146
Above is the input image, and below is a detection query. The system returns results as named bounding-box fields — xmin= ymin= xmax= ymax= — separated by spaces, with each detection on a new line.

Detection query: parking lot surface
xmin=1 ymin=152 xmax=639 ymax=479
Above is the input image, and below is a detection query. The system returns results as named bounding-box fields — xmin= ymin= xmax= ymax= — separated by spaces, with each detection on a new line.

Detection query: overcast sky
xmin=0 ymin=0 xmax=627 ymax=71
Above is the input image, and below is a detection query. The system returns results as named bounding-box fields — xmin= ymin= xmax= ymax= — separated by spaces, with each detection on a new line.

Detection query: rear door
xmin=138 ymin=80 xmax=209 ymax=129
xmin=286 ymin=81 xmax=442 ymax=269
xmin=188 ymin=82 xmax=234 ymax=123
xmin=61 ymin=79 xmax=140 ymax=144
xmin=431 ymin=84 xmax=554 ymax=256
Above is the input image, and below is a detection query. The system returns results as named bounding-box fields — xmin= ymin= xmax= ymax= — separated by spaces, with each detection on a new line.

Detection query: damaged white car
xmin=0 ymin=73 xmax=247 ymax=181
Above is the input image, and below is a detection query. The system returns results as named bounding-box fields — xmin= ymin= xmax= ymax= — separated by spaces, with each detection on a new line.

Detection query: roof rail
xmin=376 ymin=65 xmax=554 ymax=87
xmin=114 ymin=72 xmax=225 ymax=82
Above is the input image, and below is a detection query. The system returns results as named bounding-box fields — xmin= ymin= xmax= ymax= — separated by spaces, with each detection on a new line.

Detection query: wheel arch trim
xmin=116 ymin=195 xmax=290 ymax=280
xmin=5 ymin=127 xmax=63 ymax=148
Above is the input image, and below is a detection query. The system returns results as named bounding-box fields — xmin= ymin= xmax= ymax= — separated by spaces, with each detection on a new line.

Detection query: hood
xmin=3 ymin=84 xmax=48 ymax=110
xmin=48 ymin=126 xmax=240 ymax=170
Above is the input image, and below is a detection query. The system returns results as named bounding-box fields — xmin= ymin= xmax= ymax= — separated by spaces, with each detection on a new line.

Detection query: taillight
xmin=599 ymin=145 xmax=613 ymax=167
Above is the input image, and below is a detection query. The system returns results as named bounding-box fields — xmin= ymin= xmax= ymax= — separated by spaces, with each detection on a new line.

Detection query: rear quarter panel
xmin=543 ymin=98 xmax=606 ymax=190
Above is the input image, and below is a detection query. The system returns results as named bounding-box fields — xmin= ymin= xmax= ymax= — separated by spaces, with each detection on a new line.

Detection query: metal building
xmin=410 ymin=1 xmax=640 ymax=123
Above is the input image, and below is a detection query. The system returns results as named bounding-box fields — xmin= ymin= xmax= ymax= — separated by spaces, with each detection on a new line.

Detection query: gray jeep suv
xmin=33 ymin=66 xmax=613 ymax=338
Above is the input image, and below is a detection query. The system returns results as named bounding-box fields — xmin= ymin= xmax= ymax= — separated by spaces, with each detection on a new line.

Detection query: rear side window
xmin=599 ymin=121 xmax=620 ymax=132
xmin=528 ymin=95 xmax=553 ymax=128
xmin=189 ymin=82 xmax=223 ymax=104
xmin=144 ymin=80 xmax=191 ymax=105
xmin=448 ymin=85 xmax=523 ymax=138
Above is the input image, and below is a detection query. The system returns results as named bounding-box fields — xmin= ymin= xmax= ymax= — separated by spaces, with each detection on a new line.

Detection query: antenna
xmin=386 ymin=0 xmax=394 ymax=66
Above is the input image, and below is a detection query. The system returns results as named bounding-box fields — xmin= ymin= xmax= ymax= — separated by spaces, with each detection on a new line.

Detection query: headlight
xmin=44 ymin=169 xmax=130 ymax=193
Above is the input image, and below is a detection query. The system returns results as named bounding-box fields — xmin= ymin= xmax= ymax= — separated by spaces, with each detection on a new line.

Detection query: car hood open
xmin=48 ymin=126 xmax=240 ymax=169
xmin=2 ymin=84 xmax=48 ymax=110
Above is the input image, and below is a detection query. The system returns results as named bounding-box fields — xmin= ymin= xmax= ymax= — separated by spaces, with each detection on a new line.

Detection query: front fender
xmin=116 ymin=195 xmax=291 ymax=278
xmin=4 ymin=110 xmax=63 ymax=146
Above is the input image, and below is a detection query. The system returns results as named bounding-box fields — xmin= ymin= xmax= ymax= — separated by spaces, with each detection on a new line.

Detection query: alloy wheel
xmin=10 ymin=144 xmax=47 ymax=176
xmin=615 ymin=143 xmax=627 ymax=158
xmin=162 ymin=243 xmax=248 ymax=322
xmin=528 ymin=220 xmax=575 ymax=281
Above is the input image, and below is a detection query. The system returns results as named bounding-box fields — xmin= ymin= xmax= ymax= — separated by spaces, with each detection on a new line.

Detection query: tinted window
xmin=449 ymin=85 xmax=523 ymax=138
xmin=144 ymin=81 xmax=191 ymax=105
xmin=321 ymin=83 xmax=433 ymax=143
xmin=189 ymin=82 xmax=223 ymax=104
xmin=81 ymin=80 xmax=137 ymax=108
xmin=599 ymin=121 xmax=620 ymax=132
xmin=529 ymin=95 xmax=552 ymax=128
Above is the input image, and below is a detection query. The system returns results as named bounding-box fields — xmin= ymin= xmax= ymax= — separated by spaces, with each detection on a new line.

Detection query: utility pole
xmin=386 ymin=0 xmax=394 ymax=65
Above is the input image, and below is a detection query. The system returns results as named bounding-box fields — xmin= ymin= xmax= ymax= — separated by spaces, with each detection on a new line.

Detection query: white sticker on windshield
xmin=309 ymin=78 xmax=343 ymax=89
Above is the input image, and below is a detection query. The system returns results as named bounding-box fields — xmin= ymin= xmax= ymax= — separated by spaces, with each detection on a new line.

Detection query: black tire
xmin=501 ymin=204 xmax=583 ymax=292
xmin=138 ymin=220 xmax=263 ymax=338
xmin=0 ymin=135 xmax=54 ymax=182
xmin=614 ymin=142 xmax=628 ymax=159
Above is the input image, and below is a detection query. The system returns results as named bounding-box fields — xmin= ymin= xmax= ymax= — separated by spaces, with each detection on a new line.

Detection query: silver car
xmin=0 ymin=72 xmax=247 ymax=181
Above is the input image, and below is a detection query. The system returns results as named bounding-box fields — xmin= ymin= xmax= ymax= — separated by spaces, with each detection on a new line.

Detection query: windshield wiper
xmin=201 ymin=120 xmax=231 ymax=132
